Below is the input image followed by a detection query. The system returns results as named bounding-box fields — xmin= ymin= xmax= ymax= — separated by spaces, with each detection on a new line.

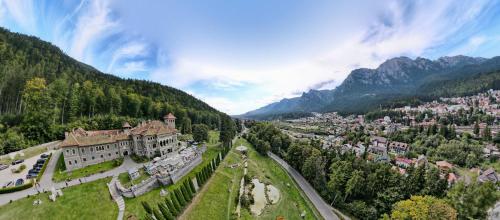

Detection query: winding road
xmin=268 ymin=151 xmax=346 ymax=220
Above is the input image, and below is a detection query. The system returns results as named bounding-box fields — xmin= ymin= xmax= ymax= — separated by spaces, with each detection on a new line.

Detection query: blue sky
xmin=1 ymin=0 xmax=500 ymax=114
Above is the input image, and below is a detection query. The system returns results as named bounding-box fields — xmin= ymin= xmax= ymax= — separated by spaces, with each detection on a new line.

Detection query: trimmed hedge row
xmin=0 ymin=181 xmax=34 ymax=194
xmin=144 ymin=146 xmax=232 ymax=219
xmin=36 ymin=153 xmax=52 ymax=182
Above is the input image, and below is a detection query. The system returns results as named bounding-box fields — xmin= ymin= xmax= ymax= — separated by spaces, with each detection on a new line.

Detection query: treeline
xmin=142 ymin=145 xmax=231 ymax=220
xmin=244 ymin=122 xmax=498 ymax=219
xmin=0 ymin=27 xmax=235 ymax=155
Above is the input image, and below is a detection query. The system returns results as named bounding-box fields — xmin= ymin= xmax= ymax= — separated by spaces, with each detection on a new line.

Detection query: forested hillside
xmin=0 ymin=27 xmax=235 ymax=155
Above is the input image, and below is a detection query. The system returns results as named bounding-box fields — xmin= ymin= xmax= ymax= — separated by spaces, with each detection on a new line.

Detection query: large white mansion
xmin=61 ymin=113 xmax=180 ymax=171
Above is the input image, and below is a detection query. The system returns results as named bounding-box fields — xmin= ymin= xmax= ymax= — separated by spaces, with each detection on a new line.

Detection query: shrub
xmin=36 ymin=153 xmax=52 ymax=182
xmin=0 ymin=181 xmax=34 ymax=194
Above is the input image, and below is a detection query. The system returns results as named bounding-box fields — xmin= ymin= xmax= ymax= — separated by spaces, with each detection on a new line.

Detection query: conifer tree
xmin=184 ymin=180 xmax=193 ymax=196
xmin=170 ymin=194 xmax=181 ymax=213
xmin=175 ymin=188 xmax=186 ymax=206
xmin=158 ymin=203 xmax=174 ymax=220
xmin=152 ymin=208 xmax=166 ymax=220
xmin=165 ymin=197 xmax=178 ymax=216
xmin=188 ymin=178 xmax=197 ymax=193
xmin=181 ymin=184 xmax=191 ymax=202
xmin=142 ymin=201 xmax=152 ymax=214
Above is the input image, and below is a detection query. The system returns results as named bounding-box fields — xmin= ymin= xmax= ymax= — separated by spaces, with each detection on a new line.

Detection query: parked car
xmin=0 ymin=164 xmax=9 ymax=171
xmin=15 ymin=178 xmax=24 ymax=186
xmin=11 ymin=159 xmax=24 ymax=165
xmin=40 ymin=154 xmax=49 ymax=159
xmin=2 ymin=181 xmax=13 ymax=188
xmin=29 ymin=168 xmax=40 ymax=174
xmin=26 ymin=174 xmax=37 ymax=179
xmin=36 ymin=159 xmax=46 ymax=164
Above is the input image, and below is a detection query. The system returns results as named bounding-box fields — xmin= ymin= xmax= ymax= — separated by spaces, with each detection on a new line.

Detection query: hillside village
xmin=278 ymin=90 xmax=500 ymax=187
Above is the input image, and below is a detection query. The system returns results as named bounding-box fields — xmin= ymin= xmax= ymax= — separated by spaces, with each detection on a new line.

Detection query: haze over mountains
xmin=241 ymin=55 xmax=500 ymax=119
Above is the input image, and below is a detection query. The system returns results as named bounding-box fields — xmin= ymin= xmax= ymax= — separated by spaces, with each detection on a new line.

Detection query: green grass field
xmin=52 ymin=158 xmax=122 ymax=182
xmin=0 ymin=178 xmax=117 ymax=220
xmin=123 ymin=133 xmax=222 ymax=219
xmin=181 ymin=143 xmax=243 ymax=220
xmin=182 ymin=137 xmax=321 ymax=220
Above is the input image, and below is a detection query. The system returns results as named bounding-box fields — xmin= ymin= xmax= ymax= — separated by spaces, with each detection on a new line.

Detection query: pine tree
xmin=144 ymin=214 xmax=155 ymax=220
xmin=181 ymin=184 xmax=191 ymax=202
xmin=158 ymin=203 xmax=174 ymax=220
xmin=196 ymin=173 xmax=202 ymax=187
xmin=170 ymin=194 xmax=181 ymax=213
xmin=474 ymin=120 xmax=480 ymax=136
xmin=184 ymin=180 xmax=193 ymax=196
xmin=188 ymin=178 xmax=197 ymax=193
xmin=152 ymin=208 xmax=166 ymax=220
xmin=175 ymin=188 xmax=186 ymax=206
xmin=142 ymin=201 xmax=153 ymax=214
xmin=165 ymin=197 xmax=178 ymax=216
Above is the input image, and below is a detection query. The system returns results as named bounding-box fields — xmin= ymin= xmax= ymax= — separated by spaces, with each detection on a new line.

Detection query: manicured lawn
xmin=0 ymin=178 xmax=117 ymax=220
xmin=123 ymin=142 xmax=222 ymax=219
xmin=118 ymin=169 xmax=150 ymax=188
xmin=181 ymin=145 xmax=243 ymax=220
xmin=183 ymin=138 xmax=321 ymax=220
xmin=52 ymin=158 xmax=123 ymax=182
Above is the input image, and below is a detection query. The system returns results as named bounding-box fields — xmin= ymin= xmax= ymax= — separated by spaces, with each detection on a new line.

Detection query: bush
xmin=13 ymin=164 xmax=27 ymax=173
xmin=0 ymin=181 xmax=34 ymax=194
xmin=113 ymin=158 xmax=124 ymax=167
xmin=36 ymin=153 xmax=52 ymax=182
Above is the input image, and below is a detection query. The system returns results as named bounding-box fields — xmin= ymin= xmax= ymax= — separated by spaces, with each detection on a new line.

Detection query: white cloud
xmin=107 ymin=42 xmax=149 ymax=73
xmin=114 ymin=61 xmax=148 ymax=75
xmin=69 ymin=0 xmax=118 ymax=63
xmin=0 ymin=0 xmax=36 ymax=32
xmin=151 ymin=0 xmax=493 ymax=114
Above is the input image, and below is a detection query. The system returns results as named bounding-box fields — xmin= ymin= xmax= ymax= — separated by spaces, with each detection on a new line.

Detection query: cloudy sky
xmin=1 ymin=0 xmax=500 ymax=114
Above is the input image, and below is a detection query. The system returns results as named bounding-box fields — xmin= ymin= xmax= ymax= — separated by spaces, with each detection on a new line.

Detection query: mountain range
xmin=241 ymin=55 xmax=500 ymax=119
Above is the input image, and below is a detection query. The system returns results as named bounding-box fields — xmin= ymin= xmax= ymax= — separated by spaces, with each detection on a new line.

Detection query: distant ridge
xmin=241 ymin=55 xmax=500 ymax=119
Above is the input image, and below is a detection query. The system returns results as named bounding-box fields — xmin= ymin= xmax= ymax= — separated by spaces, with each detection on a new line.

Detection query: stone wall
xmin=116 ymin=152 xmax=203 ymax=197
xmin=171 ymin=154 xmax=202 ymax=183
xmin=116 ymin=176 xmax=160 ymax=198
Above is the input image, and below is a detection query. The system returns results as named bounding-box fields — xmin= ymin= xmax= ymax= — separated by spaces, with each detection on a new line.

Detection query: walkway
xmin=268 ymin=152 xmax=343 ymax=220
xmin=0 ymin=152 xmax=143 ymax=206
xmin=108 ymin=175 xmax=125 ymax=220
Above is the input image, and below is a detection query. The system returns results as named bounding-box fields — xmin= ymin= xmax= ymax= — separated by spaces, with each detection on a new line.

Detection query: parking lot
xmin=0 ymin=153 xmax=47 ymax=188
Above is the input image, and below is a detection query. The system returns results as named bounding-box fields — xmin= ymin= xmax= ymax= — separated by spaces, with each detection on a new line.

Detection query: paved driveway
xmin=0 ymin=151 xmax=143 ymax=206
xmin=268 ymin=152 xmax=342 ymax=220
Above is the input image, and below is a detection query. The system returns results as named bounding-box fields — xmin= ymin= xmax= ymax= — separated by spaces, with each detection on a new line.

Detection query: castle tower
xmin=163 ymin=113 xmax=176 ymax=129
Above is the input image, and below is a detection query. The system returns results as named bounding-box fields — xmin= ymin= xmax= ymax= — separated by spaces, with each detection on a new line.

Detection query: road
xmin=268 ymin=152 xmax=344 ymax=220
xmin=0 ymin=150 xmax=143 ymax=206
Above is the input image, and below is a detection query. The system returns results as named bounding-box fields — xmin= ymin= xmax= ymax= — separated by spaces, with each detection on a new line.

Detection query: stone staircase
xmin=108 ymin=176 xmax=125 ymax=220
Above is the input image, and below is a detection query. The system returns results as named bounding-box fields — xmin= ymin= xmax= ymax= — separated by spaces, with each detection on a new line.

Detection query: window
xmin=108 ymin=153 xmax=111 ymax=157
xmin=74 ymin=160 xmax=77 ymax=164
xmin=72 ymin=149 xmax=75 ymax=154
xmin=91 ymin=148 xmax=93 ymax=152
xmin=100 ymin=155 xmax=103 ymax=158
xmin=116 ymin=152 xmax=118 ymax=155
xmin=92 ymin=156 xmax=95 ymax=160
xmin=83 ymin=158 xmax=87 ymax=162
xmin=68 ymin=161 xmax=72 ymax=165
xmin=66 ymin=150 xmax=69 ymax=153
xmin=107 ymin=145 xmax=109 ymax=149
